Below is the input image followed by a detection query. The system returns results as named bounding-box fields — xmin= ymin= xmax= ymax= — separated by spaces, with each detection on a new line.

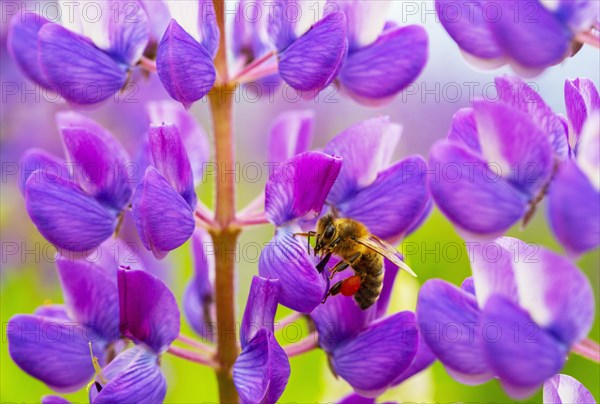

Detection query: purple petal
xmin=507 ymin=237 xmax=595 ymax=346
xmin=331 ymin=312 xmax=419 ymax=396
xmin=329 ymin=0 xmax=389 ymax=51
xmin=376 ymin=259 xmax=400 ymax=318
xmin=435 ymin=0 xmax=503 ymax=59
xmin=38 ymin=23 xmax=127 ymax=104
xmin=18 ymin=148 xmax=65 ymax=194
xmin=428 ymin=141 xmax=527 ymax=237
xmin=544 ymin=374 xmax=596 ymax=404
xmin=42 ymin=396 xmax=70 ymax=404
xmin=488 ymin=1 xmax=571 ymax=68
xmin=34 ymin=305 xmax=70 ymax=320
xmin=265 ymin=151 xmax=342 ymax=225
xmin=132 ymin=167 xmax=195 ymax=259
xmin=267 ymin=0 xmax=299 ymax=51
xmin=565 ymin=78 xmax=600 ymax=144
xmin=197 ymin=0 xmax=220 ymax=58
xmin=473 ymin=100 xmax=554 ymax=196
xmin=392 ymin=337 xmax=436 ymax=385
xmin=547 ymin=160 xmax=600 ymax=256
xmin=338 ymin=393 xmax=375 ymax=404
xmin=268 ymin=110 xmax=315 ymax=164
xmin=156 ymin=19 xmax=216 ymax=108
xmin=241 ymin=277 xmax=280 ymax=348
xmin=325 ymin=117 xmax=401 ymax=205
xmin=25 ymin=170 xmax=117 ymax=252
xmin=416 ymin=279 xmax=493 ymax=381
xmin=311 ymin=258 xmax=379 ymax=352
xmin=57 ymin=111 xmax=133 ymax=211
xmin=57 ymin=258 xmax=119 ymax=343
xmin=7 ymin=12 xmax=52 ymax=88
xmin=482 ymin=295 xmax=566 ymax=398
xmin=495 ymin=75 xmax=568 ymax=159
xmin=461 ymin=277 xmax=476 ymax=295
xmin=7 ymin=314 xmax=104 ymax=392
xmin=278 ymin=11 xmax=348 ymax=93
xmin=149 ymin=123 xmax=197 ymax=209
xmin=468 ymin=238 xmax=519 ymax=309
xmin=258 ymin=226 xmax=328 ymax=313
xmin=337 ymin=155 xmax=430 ymax=240
xmin=93 ymin=347 xmax=166 ymax=403
xmin=339 ymin=25 xmax=427 ymax=104
xmin=146 ymin=100 xmax=210 ymax=183
xmin=184 ymin=229 xmax=215 ymax=341
xmin=118 ymin=268 xmax=180 ymax=353
xmin=106 ymin=0 xmax=150 ymax=65
xmin=233 ymin=330 xmax=291 ymax=404
xmin=447 ymin=108 xmax=481 ymax=153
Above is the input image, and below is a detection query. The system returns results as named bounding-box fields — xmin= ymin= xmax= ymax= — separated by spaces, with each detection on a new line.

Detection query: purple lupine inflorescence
xmin=233 ymin=277 xmax=290 ymax=403
xmin=429 ymin=75 xmax=567 ymax=239
xmin=417 ymin=237 xmax=595 ymax=399
xmin=435 ymin=0 xmax=599 ymax=75
xmin=547 ymin=79 xmax=600 ymax=256
xmin=22 ymin=112 xmax=134 ymax=252
xmin=310 ymin=260 xmax=434 ymax=397
xmin=544 ymin=374 xmax=596 ymax=404
xmin=8 ymin=1 xmax=150 ymax=104
xmin=7 ymin=258 xmax=120 ymax=392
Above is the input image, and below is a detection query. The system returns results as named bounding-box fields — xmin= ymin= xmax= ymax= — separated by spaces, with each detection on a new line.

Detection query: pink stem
xmin=236 ymin=64 xmax=279 ymax=84
xmin=167 ymin=346 xmax=219 ymax=368
xmin=195 ymin=205 xmax=217 ymax=228
xmin=284 ymin=332 xmax=318 ymax=358
xmin=572 ymin=339 xmax=600 ymax=363
xmin=177 ymin=334 xmax=216 ymax=353
xmin=233 ymin=51 xmax=276 ymax=82
xmin=234 ymin=213 xmax=269 ymax=227
xmin=139 ymin=56 xmax=157 ymax=73
xmin=275 ymin=312 xmax=304 ymax=331
xmin=576 ymin=31 xmax=600 ymax=48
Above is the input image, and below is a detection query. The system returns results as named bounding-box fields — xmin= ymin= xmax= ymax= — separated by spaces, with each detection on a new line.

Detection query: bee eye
xmin=324 ymin=225 xmax=335 ymax=239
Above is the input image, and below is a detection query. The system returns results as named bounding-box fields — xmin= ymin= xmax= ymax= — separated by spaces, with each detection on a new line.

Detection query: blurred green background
xmin=1 ymin=1 xmax=599 ymax=403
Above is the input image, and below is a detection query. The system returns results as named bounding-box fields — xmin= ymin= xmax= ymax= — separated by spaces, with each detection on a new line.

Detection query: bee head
xmin=314 ymin=213 xmax=337 ymax=256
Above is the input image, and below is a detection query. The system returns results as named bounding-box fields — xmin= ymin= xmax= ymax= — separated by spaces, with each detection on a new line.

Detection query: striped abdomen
xmin=353 ymin=253 xmax=384 ymax=310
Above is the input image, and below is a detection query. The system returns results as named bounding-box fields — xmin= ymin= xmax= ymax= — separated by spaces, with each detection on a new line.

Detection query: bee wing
xmin=355 ymin=235 xmax=417 ymax=277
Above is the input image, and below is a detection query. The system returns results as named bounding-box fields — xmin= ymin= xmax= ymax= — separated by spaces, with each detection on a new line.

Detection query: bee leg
xmin=329 ymin=252 xmax=361 ymax=279
xmin=322 ymin=281 xmax=343 ymax=303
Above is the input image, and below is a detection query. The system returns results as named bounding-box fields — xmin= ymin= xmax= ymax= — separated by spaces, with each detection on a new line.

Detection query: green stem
xmin=209 ymin=2 xmax=240 ymax=403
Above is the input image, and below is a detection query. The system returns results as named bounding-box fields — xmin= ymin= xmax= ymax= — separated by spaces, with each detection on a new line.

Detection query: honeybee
xmin=295 ymin=213 xmax=416 ymax=310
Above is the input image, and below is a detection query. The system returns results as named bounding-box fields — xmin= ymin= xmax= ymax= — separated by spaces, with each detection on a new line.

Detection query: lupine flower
xmin=417 ymin=237 xmax=595 ymax=399
xmin=183 ymin=228 xmax=216 ymax=341
xmin=329 ymin=1 xmax=428 ymax=105
xmin=156 ymin=1 xmax=219 ymax=108
xmin=267 ymin=1 xmax=348 ymax=97
xmin=88 ymin=267 xmax=180 ymax=401
xmin=310 ymin=261 xmax=432 ymax=397
xmin=259 ymin=151 xmax=342 ymax=312
xmin=23 ymin=112 xmax=133 ymax=252
xmin=7 ymin=258 xmax=120 ymax=392
xmin=547 ymin=79 xmax=600 ymax=255
xmin=321 ymin=116 xmax=430 ymax=243
xmin=544 ymin=374 xmax=596 ymax=404
xmin=132 ymin=122 xmax=197 ymax=259
xmin=233 ymin=277 xmax=290 ymax=403
xmin=435 ymin=0 xmax=599 ymax=75
xmin=429 ymin=75 xmax=567 ymax=239
xmin=8 ymin=1 xmax=150 ymax=104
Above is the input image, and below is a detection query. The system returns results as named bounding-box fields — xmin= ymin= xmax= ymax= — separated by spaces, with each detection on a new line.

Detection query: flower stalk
xmin=167 ymin=346 xmax=219 ymax=368
xmin=208 ymin=2 xmax=241 ymax=403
